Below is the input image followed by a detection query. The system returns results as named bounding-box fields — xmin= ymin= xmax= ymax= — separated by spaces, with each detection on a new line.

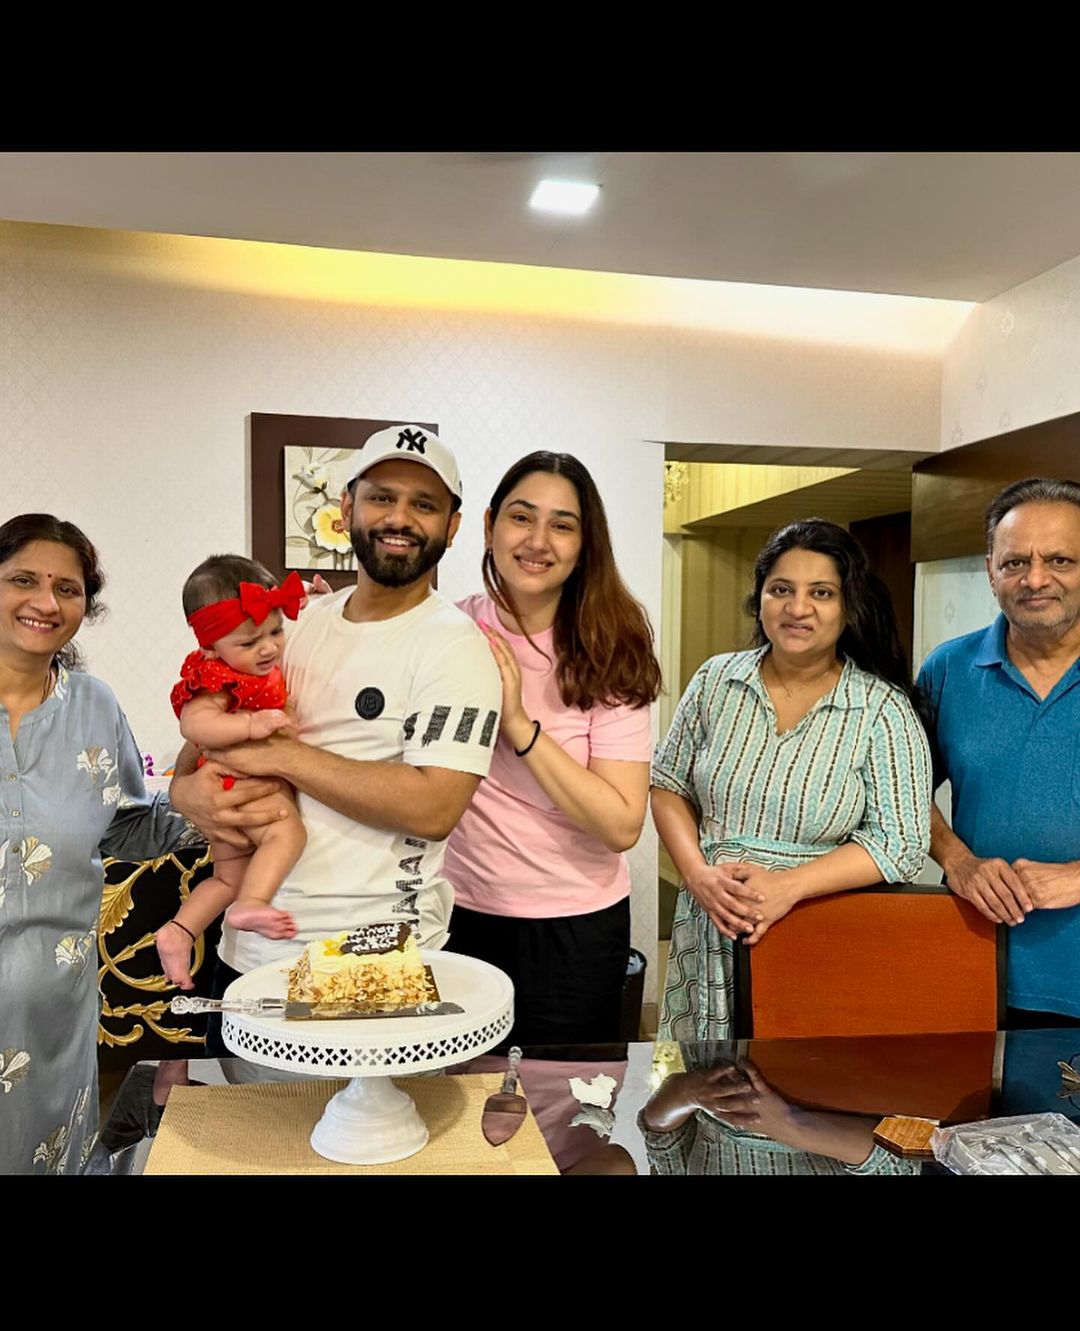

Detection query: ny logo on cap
xmin=396 ymin=428 xmax=427 ymax=455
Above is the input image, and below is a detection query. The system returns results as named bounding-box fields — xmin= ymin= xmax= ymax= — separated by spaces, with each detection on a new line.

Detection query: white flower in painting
xmin=293 ymin=463 xmax=329 ymax=493
xmin=19 ymin=836 xmax=52 ymax=885
xmin=102 ymin=783 xmax=123 ymax=807
xmin=0 ymin=1047 xmax=30 ymax=1094
xmin=55 ymin=928 xmax=95 ymax=969
xmin=313 ymin=503 xmax=352 ymax=554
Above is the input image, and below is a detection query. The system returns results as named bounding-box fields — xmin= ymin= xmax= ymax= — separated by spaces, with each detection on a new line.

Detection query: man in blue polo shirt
xmin=917 ymin=476 xmax=1080 ymax=1026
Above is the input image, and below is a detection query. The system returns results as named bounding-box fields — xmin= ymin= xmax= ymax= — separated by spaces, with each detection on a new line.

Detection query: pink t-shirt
xmin=443 ymin=594 xmax=653 ymax=919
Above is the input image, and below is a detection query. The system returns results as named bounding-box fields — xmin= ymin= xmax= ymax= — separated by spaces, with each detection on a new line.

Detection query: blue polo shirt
xmin=917 ymin=614 xmax=1080 ymax=1016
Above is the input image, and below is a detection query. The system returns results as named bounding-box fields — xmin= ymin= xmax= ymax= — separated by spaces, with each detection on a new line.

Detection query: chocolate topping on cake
xmin=340 ymin=922 xmax=411 ymax=956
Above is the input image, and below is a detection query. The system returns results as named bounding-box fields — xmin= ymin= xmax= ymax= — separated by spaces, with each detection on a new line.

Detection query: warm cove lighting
xmin=529 ymin=180 xmax=600 ymax=215
xmin=2 ymin=222 xmax=974 ymax=354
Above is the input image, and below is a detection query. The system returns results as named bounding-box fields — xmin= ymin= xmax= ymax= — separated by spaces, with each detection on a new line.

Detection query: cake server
xmin=481 ymin=1046 xmax=526 ymax=1145
xmin=169 ymin=995 xmax=464 ymax=1019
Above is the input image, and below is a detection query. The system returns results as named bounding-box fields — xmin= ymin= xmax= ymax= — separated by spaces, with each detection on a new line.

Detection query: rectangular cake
xmin=286 ymin=922 xmax=436 ymax=1009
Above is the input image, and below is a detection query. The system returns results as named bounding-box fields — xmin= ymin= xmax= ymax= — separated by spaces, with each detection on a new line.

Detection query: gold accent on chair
xmin=99 ymin=998 xmax=196 ymax=1048
xmin=97 ymin=848 xmax=214 ymax=1050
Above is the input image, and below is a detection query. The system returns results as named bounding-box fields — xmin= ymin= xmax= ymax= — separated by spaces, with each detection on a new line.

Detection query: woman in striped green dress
xmin=653 ymin=519 xmax=933 ymax=1041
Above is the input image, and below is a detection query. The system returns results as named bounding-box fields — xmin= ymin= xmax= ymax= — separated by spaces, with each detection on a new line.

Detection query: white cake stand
xmin=220 ymin=950 xmax=514 ymax=1165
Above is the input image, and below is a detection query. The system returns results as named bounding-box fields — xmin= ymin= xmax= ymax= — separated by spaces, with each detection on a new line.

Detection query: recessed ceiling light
xmin=529 ymin=179 xmax=600 ymax=216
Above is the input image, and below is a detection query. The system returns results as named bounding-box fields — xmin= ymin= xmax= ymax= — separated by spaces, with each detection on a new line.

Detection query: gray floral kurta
xmin=0 ymin=667 xmax=196 ymax=1175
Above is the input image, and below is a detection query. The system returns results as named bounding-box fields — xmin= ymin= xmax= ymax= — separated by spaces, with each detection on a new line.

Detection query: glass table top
xmin=92 ymin=1028 xmax=1080 ymax=1176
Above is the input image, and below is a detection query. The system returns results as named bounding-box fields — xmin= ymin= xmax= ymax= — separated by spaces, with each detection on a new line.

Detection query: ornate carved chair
xmin=97 ymin=845 xmax=220 ymax=1074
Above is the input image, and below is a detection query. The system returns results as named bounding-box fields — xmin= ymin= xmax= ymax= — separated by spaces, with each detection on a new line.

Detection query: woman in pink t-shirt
xmin=443 ymin=452 xmax=662 ymax=1046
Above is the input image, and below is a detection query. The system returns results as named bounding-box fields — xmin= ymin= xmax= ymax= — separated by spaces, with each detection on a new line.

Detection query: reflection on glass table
xmin=641 ymin=1044 xmax=915 ymax=1175
xmin=89 ymin=1028 xmax=1080 ymax=1176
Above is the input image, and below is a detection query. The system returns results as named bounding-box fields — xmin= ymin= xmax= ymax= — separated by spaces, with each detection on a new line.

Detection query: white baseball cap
xmin=348 ymin=424 xmax=462 ymax=501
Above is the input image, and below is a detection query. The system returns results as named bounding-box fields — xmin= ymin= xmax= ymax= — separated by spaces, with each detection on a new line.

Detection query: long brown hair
xmin=483 ymin=452 xmax=661 ymax=710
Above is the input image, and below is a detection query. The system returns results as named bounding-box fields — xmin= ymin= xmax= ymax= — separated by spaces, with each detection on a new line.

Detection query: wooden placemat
xmin=144 ymin=1074 xmax=559 ymax=1175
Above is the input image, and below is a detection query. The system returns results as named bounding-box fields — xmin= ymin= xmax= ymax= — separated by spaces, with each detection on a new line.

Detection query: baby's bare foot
xmin=225 ymin=900 xmax=297 ymax=940
xmin=155 ymin=920 xmax=196 ymax=990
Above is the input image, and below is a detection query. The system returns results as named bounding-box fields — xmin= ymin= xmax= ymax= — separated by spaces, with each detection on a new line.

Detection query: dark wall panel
xmin=912 ymin=414 xmax=1080 ymax=562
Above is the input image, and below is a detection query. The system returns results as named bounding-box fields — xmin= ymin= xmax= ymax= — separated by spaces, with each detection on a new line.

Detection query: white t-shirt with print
xmin=220 ymin=588 xmax=502 ymax=974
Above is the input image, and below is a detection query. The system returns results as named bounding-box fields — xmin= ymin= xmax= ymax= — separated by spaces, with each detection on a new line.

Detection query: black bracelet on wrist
xmin=514 ymin=719 xmax=541 ymax=757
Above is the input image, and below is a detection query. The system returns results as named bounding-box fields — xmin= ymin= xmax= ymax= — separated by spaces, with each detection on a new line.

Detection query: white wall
xmin=0 ymin=221 xmax=956 ymax=1002
xmin=942 ymin=250 xmax=1080 ymax=449
xmin=666 ymin=326 xmax=944 ymax=452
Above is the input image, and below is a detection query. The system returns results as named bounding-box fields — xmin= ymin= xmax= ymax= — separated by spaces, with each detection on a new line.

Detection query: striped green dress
xmin=655 ymin=649 xmax=932 ymax=1041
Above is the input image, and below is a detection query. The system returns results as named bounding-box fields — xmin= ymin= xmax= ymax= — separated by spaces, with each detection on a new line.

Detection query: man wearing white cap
xmin=180 ymin=425 xmax=502 ymax=1024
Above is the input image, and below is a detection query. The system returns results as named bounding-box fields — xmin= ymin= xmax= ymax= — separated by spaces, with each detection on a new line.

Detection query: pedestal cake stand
xmin=215 ymin=950 xmax=513 ymax=1165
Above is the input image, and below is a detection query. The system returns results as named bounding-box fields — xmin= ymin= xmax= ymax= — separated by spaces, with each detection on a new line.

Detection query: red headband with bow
xmin=187 ymin=570 xmax=305 ymax=648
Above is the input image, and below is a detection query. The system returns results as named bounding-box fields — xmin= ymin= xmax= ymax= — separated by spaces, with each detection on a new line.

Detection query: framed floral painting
xmin=249 ymin=413 xmax=438 ymax=591
xmin=284 ymin=445 xmax=362 ymax=571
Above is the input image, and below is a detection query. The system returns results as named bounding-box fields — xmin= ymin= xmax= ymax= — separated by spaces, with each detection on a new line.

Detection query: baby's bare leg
xmin=224 ymin=792 xmax=306 ymax=941
xmin=155 ymin=840 xmax=252 ymax=990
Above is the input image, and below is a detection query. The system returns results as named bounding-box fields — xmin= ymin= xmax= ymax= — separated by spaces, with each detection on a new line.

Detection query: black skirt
xmin=448 ymin=896 xmax=631 ymax=1048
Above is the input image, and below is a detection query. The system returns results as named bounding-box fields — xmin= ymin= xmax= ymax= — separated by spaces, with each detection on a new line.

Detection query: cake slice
xmin=286 ymin=922 xmax=436 ymax=1009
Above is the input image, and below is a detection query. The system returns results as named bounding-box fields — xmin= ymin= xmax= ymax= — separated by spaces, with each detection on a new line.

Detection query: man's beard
xmin=350 ymin=523 xmax=447 ymax=588
xmin=1003 ymin=590 xmax=1079 ymax=637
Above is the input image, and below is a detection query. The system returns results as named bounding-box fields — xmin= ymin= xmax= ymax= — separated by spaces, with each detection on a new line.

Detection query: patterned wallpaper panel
xmin=913 ymin=556 xmax=999 ymax=674
xmin=942 ymin=250 xmax=1080 ymax=449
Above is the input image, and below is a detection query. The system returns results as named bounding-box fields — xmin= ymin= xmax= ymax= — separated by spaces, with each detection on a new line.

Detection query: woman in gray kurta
xmin=653 ymin=520 xmax=933 ymax=1041
xmin=0 ymin=516 xmax=198 ymax=1175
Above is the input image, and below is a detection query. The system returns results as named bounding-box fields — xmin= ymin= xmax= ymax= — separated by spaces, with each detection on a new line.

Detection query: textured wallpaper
xmin=913 ymin=555 xmax=999 ymax=674
xmin=942 ymin=250 xmax=1080 ymax=449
